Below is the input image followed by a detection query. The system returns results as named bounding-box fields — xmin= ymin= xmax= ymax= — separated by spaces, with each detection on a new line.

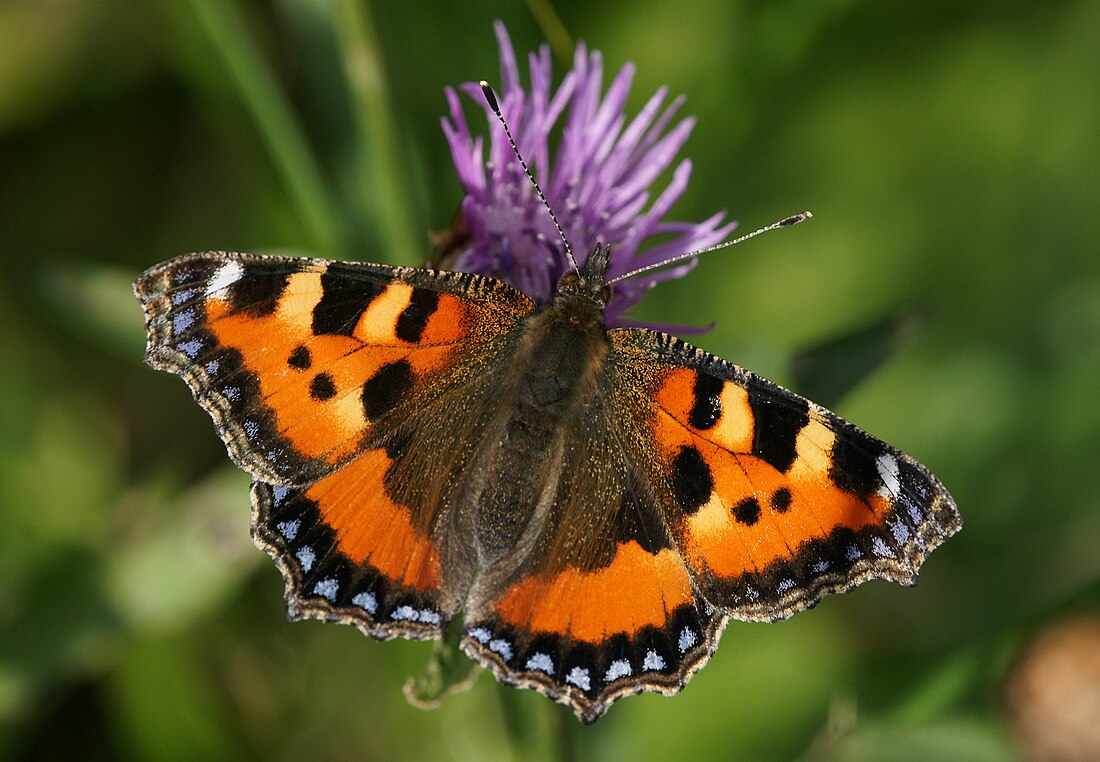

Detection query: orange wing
xmin=461 ymin=471 xmax=722 ymax=724
xmin=250 ymin=447 xmax=449 ymax=641
xmin=460 ymin=327 xmax=959 ymax=724
xmin=137 ymin=252 xmax=536 ymax=637
xmin=610 ymin=329 xmax=961 ymax=622
xmin=135 ymin=252 xmax=533 ymax=485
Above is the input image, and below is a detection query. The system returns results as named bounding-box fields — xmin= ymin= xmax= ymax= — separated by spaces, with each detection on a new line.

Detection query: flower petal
xmin=437 ymin=25 xmax=731 ymax=330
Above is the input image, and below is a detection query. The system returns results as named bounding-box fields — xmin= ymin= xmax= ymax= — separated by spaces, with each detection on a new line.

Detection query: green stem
xmin=525 ymin=0 xmax=574 ymax=62
xmin=548 ymin=702 xmax=579 ymax=762
xmin=184 ymin=0 xmax=344 ymax=256
xmin=333 ymin=0 xmax=422 ymax=264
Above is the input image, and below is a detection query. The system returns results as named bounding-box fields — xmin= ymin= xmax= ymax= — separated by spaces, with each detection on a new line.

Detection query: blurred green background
xmin=2 ymin=0 xmax=1098 ymax=760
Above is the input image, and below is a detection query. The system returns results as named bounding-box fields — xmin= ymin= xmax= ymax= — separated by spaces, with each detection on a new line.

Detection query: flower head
xmin=439 ymin=22 xmax=735 ymax=329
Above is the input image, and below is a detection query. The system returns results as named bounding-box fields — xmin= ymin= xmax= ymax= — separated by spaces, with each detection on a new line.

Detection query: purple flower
xmin=439 ymin=22 xmax=735 ymax=330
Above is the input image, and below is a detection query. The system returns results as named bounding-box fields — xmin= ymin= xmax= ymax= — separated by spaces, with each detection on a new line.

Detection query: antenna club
xmin=780 ymin=211 xmax=812 ymax=227
xmin=480 ymin=81 xmax=501 ymax=114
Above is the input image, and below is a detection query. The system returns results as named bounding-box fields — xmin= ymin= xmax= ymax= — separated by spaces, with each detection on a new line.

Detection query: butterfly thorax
xmin=515 ymin=244 xmax=616 ymax=412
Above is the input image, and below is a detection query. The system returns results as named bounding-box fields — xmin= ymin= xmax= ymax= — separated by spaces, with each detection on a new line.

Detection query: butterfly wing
xmin=249 ymin=450 xmax=450 ymax=641
xmin=136 ymin=252 xmax=535 ymax=637
xmin=611 ymin=328 xmax=961 ymax=620
xmin=135 ymin=252 xmax=534 ymax=484
xmin=461 ymin=326 xmax=959 ymax=722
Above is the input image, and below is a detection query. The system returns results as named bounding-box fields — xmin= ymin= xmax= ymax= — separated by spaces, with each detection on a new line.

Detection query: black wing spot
xmin=830 ymin=430 xmax=887 ymax=499
xmin=747 ymin=389 xmax=809 ymax=473
xmin=395 ymin=289 xmax=440 ymax=343
xmin=689 ymin=373 xmax=723 ymax=430
xmin=670 ymin=445 xmax=714 ymax=515
xmin=170 ymin=262 xmax=213 ymax=288
xmin=312 ymin=267 xmax=384 ymax=336
xmin=310 ymin=372 xmax=337 ymax=401
xmin=771 ymin=487 xmax=792 ymax=513
xmin=288 ymin=345 xmax=312 ymax=370
xmin=732 ymin=497 xmax=762 ymax=526
xmin=362 ymin=360 xmax=415 ymax=420
xmin=226 ymin=267 xmax=289 ymax=316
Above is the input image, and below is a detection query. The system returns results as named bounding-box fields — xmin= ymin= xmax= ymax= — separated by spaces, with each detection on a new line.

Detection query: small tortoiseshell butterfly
xmin=135 ymin=89 xmax=960 ymax=724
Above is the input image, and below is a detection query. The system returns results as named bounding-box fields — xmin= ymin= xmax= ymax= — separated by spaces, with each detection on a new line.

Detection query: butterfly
xmin=135 ymin=232 xmax=960 ymax=722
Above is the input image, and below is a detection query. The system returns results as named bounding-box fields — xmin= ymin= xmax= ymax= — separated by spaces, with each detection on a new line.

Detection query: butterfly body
xmin=136 ymin=248 xmax=960 ymax=722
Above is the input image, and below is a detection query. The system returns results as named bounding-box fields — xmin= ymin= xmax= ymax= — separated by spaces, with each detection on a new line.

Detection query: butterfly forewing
xmin=135 ymin=252 xmax=533 ymax=485
xmin=610 ymin=329 xmax=960 ymax=622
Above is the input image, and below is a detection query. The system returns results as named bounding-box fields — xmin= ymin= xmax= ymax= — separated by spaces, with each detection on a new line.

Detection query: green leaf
xmin=105 ymin=635 xmax=248 ymax=761
xmin=333 ymin=0 xmax=423 ymax=264
xmin=106 ymin=469 xmax=258 ymax=635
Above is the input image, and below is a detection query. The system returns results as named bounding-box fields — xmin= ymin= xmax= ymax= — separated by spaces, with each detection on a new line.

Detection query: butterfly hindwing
xmin=135 ymin=252 xmax=534 ymax=485
xmin=611 ymin=328 xmax=961 ymax=622
xmin=251 ymin=448 xmax=447 ymax=641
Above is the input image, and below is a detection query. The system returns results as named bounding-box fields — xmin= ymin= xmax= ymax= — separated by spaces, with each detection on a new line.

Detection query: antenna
xmin=480 ymin=81 xmax=578 ymax=270
xmin=606 ymin=211 xmax=813 ymax=285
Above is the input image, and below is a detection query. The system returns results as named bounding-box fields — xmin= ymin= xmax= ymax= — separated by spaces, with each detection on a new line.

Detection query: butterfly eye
xmin=560 ymin=271 xmax=579 ymax=288
xmin=601 ymin=284 xmax=613 ymax=303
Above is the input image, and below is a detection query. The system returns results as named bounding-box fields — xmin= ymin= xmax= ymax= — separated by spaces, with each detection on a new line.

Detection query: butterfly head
xmin=556 ymin=244 xmax=614 ymax=308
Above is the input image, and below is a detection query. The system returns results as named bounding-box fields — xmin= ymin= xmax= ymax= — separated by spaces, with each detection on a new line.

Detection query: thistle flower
xmin=439 ymin=22 xmax=735 ymax=329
